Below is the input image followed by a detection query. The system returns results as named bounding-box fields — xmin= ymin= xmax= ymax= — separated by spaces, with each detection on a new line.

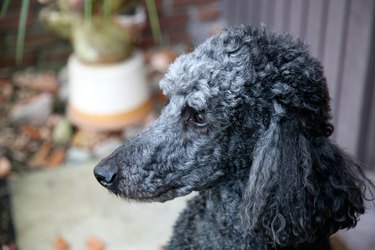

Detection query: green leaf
xmin=84 ymin=0 xmax=93 ymax=23
xmin=146 ymin=0 xmax=163 ymax=44
xmin=16 ymin=0 xmax=30 ymax=64
xmin=103 ymin=0 xmax=112 ymax=22
xmin=0 ymin=0 xmax=10 ymax=17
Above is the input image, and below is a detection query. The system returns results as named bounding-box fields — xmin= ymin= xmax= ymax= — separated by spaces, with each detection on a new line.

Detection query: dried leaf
xmin=28 ymin=142 xmax=51 ymax=168
xmin=21 ymin=124 xmax=43 ymax=140
xmin=53 ymin=236 xmax=70 ymax=250
xmin=87 ymin=235 xmax=105 ymax=250
xmin=72 ymin=130 xmax=106 ymax=150
xmin=13 ymin=71 xmax=58 ymax=94
xmin=47 ymin=147 xmax=66 ymax=167
xmin=0 ymin=79 xmax=14 ymax=102
xmin=0 ymin=157 xmax=11 ymax=177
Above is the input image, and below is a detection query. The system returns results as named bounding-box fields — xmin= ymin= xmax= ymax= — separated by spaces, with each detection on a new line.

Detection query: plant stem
xmin=103 ymin=0 xmax=112 ymax=22
xmin=0 ymin=0 xmax=10 ymax=17
xmin=84 ymin=0 xmax=93 ymax=23
xmin=146 ymin=0 xmax=163 ymax=44
xmin=16 ymin=0 xmax=30 ymax=64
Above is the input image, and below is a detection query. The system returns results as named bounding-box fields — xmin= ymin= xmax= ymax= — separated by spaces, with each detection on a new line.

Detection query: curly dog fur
xmin=94 ymin=25 xmax=372 ymax=249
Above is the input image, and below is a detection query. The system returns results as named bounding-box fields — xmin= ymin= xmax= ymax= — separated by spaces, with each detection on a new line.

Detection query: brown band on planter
xmin=67 ymin=99 xmax=153 ymax=131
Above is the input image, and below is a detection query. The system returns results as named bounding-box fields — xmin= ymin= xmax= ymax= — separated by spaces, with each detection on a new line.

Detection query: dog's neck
xmin=202 ymin=179 xmax=331 ymax=250
xmin=205 ymin=164 xmax=250 ymax=220
xmin=203 ymin=178 xmax=250 ymax=236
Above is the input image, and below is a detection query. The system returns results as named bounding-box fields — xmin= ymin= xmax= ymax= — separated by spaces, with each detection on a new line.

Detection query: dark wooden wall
xmin=222 ymin=0 xmax=375 ymax=169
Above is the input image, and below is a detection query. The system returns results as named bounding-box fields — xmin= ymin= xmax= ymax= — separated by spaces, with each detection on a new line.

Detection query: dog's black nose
xmin=94 ymin=164 xmax=117 ymax=187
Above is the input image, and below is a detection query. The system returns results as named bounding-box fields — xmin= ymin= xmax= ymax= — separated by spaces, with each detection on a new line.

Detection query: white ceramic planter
xmin=67 ymin=51 xmax=152 ymax=131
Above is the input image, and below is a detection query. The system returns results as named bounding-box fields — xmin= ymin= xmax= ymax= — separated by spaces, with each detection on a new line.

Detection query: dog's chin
xmin=109 ymin=185 xmax=193 ymax=203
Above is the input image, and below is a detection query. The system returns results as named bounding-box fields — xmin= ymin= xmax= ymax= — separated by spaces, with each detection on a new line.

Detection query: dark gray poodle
xmin=94 ymin=25 xmax=373 ymax=249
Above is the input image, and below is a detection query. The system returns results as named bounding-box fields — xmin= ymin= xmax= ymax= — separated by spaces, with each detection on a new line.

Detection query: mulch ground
xmin=0 ymin=178 xmax=16 ymax=248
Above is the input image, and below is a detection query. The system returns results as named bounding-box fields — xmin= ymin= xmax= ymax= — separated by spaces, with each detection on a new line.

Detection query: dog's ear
xmin=241 ymin=101 xmax=370 ymax=247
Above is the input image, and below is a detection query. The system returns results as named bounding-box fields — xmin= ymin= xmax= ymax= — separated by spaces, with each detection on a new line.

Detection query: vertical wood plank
xmin=250 ymin=0 xmax=262 ymax=25
xmin=305 ymin=0 xmax=325 ymax=58
xmin=359 ymin=73 xmax=375 ymax=168
xmin=317 ymin=0 xmax=329 ymax=60
xmin=223 ymin=0 xmax=239 ymax=26
xmin=263 ymin=0 xmax=276 ymax=27
xmin=358 ymin=2 xmax=375 ymax=168
xmin=289 ymin=0 xmax=304 ymax=37
xmin=322 ymin=0 xmax=348 ymax=128
xmin=237 ymin=0 xmax=249 ymax=25
xmin=282 ymin=0 xmax=292 ymax=32
xmin=222 ymin=0 xmax=233 ymax=25
xmin=299 ymin=0 xmax=310 ymax=39
xmin=364 ymin=99 xmax=375 ymax=168
xmin=242 ymin=0 xmax=252 ymax=25
xmin=335 ymin=0 xmax=375 ymax=155
xmin=259 ymin=0 xmax=269 ymax=25
xmin=365 ymin=107 xmax=375 ymax=168
xmin=273 ymin=0 xmax=285 ymax=32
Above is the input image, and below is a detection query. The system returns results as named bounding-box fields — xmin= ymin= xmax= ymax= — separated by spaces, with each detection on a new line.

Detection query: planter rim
xmin=68 ymin=50 xmax=144 ymax=68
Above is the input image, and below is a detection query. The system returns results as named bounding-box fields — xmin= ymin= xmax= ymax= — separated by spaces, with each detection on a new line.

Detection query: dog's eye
xmin=189 ymin=112 xmax=208 ymax=126
xmin=182 ymin=106 xmax=209 ymax=129
xmin=164 ymin=97 xmax=170 ymax=106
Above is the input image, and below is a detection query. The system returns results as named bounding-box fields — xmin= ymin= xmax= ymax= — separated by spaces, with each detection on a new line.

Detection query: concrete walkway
xmin=10 ymin=161 xmax=375 ymax=250
xmin=10 ymin=161 xmax=192 ymax=250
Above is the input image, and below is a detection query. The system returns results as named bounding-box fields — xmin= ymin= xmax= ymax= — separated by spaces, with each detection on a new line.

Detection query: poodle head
xmin=94 ymin=25 xmax=370 ymax=246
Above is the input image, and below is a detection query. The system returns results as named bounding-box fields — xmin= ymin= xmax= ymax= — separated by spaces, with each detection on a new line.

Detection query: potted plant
xmin=38 ymin=0 xmax=161 ymax=131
